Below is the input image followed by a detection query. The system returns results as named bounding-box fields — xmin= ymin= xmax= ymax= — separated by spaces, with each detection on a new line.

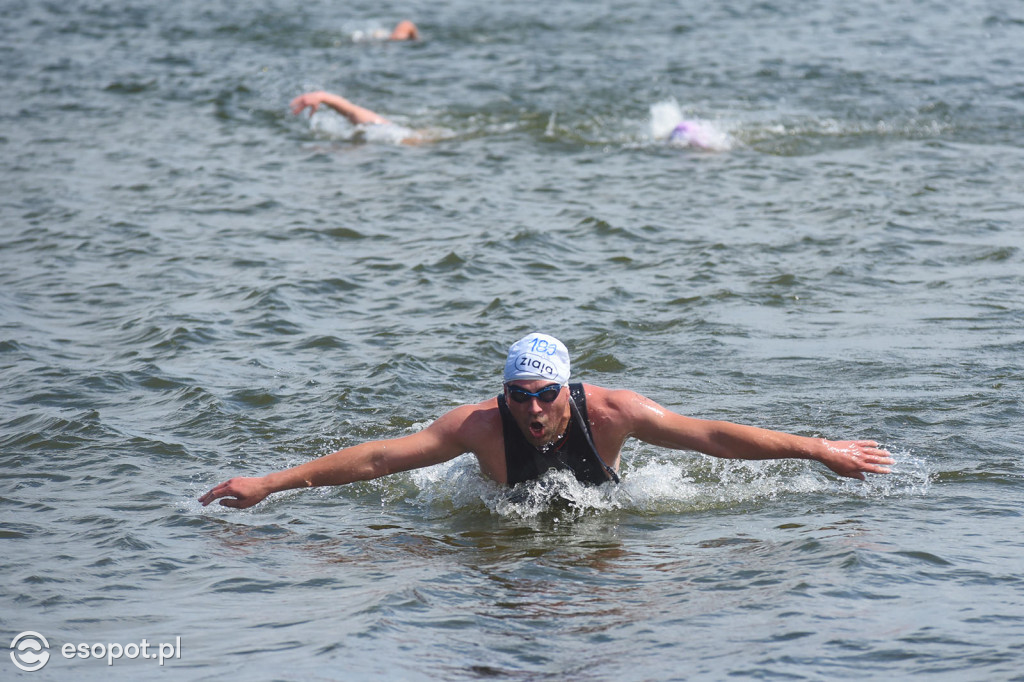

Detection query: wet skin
xmin=503 ymin=379 xmax=572 ymax=448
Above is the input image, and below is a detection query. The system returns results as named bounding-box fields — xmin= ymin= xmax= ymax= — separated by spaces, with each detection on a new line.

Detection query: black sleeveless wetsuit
xmin=497 ymin=383 xmax=611 ymax=485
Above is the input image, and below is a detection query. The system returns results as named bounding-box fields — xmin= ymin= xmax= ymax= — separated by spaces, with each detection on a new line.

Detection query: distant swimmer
xmin=388 ymin=20 xmax=419 ymax=41
xmin=290 ymin=90 xmax=423 ymax=144
xmin=352 ymin=19 xmax=420 ymax=42
xmin=199 ymin=332 xmax=893 ymax=509
xmin=668 ymin=120 xmax=727 ymax=150
xmin=650 ymin=100 xmax=732 ymax=151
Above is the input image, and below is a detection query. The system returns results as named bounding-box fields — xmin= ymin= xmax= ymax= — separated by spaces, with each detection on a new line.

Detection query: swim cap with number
xmin=503 ymin=333 xmax=571 ymax=385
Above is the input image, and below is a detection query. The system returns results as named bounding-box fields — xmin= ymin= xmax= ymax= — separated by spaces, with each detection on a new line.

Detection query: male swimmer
xmin=200 ymin=332 xmax=892 ymax=509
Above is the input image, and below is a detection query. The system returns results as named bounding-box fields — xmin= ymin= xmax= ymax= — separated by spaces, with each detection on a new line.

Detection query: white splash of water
xmin=401 ymin=444 xmax=930 ymax=519
xmin=649 ymin=99 xmax=733 ymax=151
xmin=650 ymin=100 xmax=687 ymax=140
xmin=307 ymin=112 xmax=419 ymax=146
xmin=348 ymin=27 xmax=392 ymax=43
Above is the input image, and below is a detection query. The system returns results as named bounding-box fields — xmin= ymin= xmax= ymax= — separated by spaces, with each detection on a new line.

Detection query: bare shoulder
xmin=427 ymin=396 xmax=506 ymax=481
xmin=577 ymin=384 xmax=655 ymax=437
xmin=429 ymin=397 xmax=501 ymax=445
xmin=581 ymin=383 xmax=664 ymax=417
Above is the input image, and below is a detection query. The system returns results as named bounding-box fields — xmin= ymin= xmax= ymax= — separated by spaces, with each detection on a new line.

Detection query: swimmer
xmin=669 ymin=121 xmax=714 ymax=148
xmin=200 ymin=332 xmax=893 ymax=509
xmin=290 ymin=91 xmax=390 ymax=126
xmin=651 ymin=100 xmax=732 ymax=151
xmin=290 ymin=91 xmax=423 ymax=144
xmin=353 ymin=20 xmax=420 ymax=42
xmin=666 ymin=119 xmax=732 ymax=150
xmin=388 ymin=20 xmax=419 ymax=41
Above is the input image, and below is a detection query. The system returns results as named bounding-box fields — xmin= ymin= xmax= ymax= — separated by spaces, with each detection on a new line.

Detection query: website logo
xmin=11 ymin=631 xmax=50 ymax=672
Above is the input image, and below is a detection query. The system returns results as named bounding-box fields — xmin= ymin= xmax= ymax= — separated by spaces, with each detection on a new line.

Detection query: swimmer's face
xmin=503 ymin=380 xmax=571 ymax=447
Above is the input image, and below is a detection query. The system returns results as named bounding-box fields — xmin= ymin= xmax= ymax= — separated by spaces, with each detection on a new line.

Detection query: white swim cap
xmin=503 ymin=333 xmax=571 ymax=385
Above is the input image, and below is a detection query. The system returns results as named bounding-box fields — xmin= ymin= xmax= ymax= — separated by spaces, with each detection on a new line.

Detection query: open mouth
xmin=529 ymin=420 xmax=545 ymax=438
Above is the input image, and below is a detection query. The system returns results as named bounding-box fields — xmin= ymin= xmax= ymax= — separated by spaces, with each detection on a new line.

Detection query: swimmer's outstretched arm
xmin=200 ymin=429 xmax=459 ymax=510
xmin=601 ymin=388 xmax=894 ymax=480
xmin=198 ymin=404 xmax=482 ymax=509
xmin=289 ymin=91 xmax=390 ymax=126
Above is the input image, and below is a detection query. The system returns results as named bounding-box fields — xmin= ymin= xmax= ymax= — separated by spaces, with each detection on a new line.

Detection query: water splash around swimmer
xmin=398 ymin=445 xmax=927 ymax=520
xmin=650 ymin=100 xmax=733 ymax=151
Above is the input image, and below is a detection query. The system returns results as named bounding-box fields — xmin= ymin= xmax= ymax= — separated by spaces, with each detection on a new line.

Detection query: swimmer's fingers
xmin=198 ymin=476 xmax=269 ymax=509
xmin=289 ymin=94 xmax=320 ymax=116
xmin=854 ymin=440 xmax=895 ymax=466
xmin=198 ymin=480 xmax=239 ymax=506
xmin=820 ymin=439 xmax=894 ymax=479
xmin=851 ymin=441 xmax=894 ymax=476
xmin=198 ymin=482 xmax=225 ymax=506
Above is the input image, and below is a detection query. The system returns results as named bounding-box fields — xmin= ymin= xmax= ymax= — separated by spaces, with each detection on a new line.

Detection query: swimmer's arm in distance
xmin=289 ymin=91 xmax=391 ymax=126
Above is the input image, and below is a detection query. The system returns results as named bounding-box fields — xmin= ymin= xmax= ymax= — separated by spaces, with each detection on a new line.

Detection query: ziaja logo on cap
xmin=515 ymin=353 xmax=556 ymax=378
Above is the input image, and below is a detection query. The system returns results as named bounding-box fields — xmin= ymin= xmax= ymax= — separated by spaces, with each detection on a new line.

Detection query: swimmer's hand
xmin=199 ymin=476 xmax=272 ymax=509
xmin=290 ymin=92 xmax=328 ymax=117
xmin=816 ymin=440 xmax=894 ymax=480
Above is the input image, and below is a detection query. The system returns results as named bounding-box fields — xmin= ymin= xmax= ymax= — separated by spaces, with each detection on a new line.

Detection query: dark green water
xmin=2 ymin=0 xmax=1023 ymax=679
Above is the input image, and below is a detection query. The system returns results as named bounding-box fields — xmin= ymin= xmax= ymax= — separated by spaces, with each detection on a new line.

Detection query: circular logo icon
xmin=10 ymin=631 xmax=50 ymax=672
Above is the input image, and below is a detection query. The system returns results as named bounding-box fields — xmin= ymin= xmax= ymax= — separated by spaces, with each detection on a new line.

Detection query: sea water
xmin=2 ymin=0 xmax=1023 ymax=679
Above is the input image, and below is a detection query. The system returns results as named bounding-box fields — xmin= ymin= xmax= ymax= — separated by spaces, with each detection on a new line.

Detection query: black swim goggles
xmin=505 ymin=383 xmax=563 ymax=404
